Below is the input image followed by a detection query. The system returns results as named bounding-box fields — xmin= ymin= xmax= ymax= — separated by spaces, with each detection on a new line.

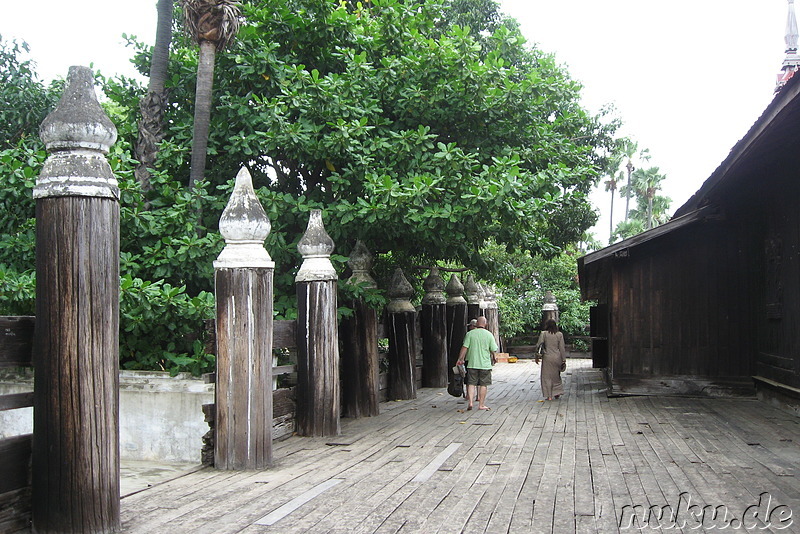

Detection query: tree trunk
xmin=608 ymin=189 xmax=614 ymax=239
xmin=134 ymin=0 xmax=173 ymax=193
xmin=189 ymin=40 xmax=217 ymax=190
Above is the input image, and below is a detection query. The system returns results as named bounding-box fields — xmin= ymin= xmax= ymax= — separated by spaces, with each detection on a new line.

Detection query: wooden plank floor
xmin=121 ymin=360 xmax=800 ymax=533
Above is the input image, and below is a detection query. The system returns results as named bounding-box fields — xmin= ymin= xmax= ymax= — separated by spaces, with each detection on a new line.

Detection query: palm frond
xmin=182 ymin=0 xmax=241 ymax=51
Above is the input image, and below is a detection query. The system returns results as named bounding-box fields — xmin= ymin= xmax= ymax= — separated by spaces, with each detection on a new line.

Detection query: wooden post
xmin=421 ymin=267 xmax=448 ymax=388
xmin=386 ymin=268 xmax=417 ymax=400
xmin=464 ymin=274 xmax=482 ymax=321
xmin=295 ymin=210 xmax=340 ymax=436
xmin=213 ymin=167 xmax=274 ymax=469
xmin=340 ymin=241 xmax=380 ymax=418
xmin=484 ymin=285 xmax=501 ymax=349
xmin=542 ymin=290 xmax=559 ymax=327
xmin=446 ymin=274 xmax=468 ymax=379
xmin=32 ymin=66 xmax=121 ymax=533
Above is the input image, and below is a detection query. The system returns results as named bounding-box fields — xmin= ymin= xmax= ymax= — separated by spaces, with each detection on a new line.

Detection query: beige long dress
xmin=536 ymin=330 xmax=566 ymax=399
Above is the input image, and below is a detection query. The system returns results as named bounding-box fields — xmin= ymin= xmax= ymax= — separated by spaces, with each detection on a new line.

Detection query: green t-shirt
xmin=462 ymin=328 xmax=498 ymax=370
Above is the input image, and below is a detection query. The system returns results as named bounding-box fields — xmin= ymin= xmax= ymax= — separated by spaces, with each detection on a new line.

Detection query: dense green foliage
xmin=483 ymin=240 xmax=591 ymax=341
xmin=1 ymin=1 xmax=618 ymax=373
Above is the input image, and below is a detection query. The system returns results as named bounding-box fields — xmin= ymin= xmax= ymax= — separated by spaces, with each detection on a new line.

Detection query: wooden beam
xmin=0 ymin=392 xmax=33 ymax=412
xmin=0 ymin=317 xmax=34 ymax=368
xmin=0 ymin=434 xmax=32 ymax=494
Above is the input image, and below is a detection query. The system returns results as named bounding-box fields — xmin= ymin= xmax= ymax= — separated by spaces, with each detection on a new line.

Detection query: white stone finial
xmin=445 ymin=273 xmax=466 ymax=305
xmin=542 ymin=290 xmax=558 ymax=311
xmin=347 ymin=240 xmax=376 ymax=288
xmin=422 ymin=267 xmax=446 ymax=305
xmin=296 ymin=209 xmax=336 ymax=282
xmin=463 ymin=274 xmax=480 ymax=305
xmin=477 ymin=283 xmax=487 ymax=310
xmin=386 ymin=268 xmax=415 ymax=313
xmin=214 ymin=167 xmax=273 ymax=269
xmin=485 ymin=285 xmax=499 ymax=310
xmin=35 ymin=66 xmax=119 ymax=199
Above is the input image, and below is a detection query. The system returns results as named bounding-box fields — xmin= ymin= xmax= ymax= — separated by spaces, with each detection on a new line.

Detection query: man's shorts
xmin=466 ymin=368 xmax=492 ymax=386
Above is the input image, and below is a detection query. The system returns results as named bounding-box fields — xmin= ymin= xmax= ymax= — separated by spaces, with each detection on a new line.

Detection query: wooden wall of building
xmin=755 ymin=163 xmax=800 ymax=391
xmin=607 ymin=216 xmax=758 ymax=395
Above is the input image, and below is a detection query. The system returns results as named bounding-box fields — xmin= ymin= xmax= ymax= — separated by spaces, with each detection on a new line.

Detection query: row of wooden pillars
xmin=28 ymin=66 xmax=500 ymax=533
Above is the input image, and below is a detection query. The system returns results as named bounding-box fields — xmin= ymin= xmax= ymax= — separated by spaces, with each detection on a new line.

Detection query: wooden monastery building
xmin=578 ymin=7 xmax=800 ymax=411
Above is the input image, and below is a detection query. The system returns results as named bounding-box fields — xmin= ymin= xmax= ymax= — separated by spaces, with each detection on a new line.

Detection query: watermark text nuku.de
xmin=619 ymin=492 xmax=793 ymax=530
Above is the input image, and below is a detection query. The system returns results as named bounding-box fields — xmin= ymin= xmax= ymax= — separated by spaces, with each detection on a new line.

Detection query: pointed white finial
xmin=215 ymin=167 xmax=273 ymax=269
xmin=296 ymin=210 xmax=336 ymax=282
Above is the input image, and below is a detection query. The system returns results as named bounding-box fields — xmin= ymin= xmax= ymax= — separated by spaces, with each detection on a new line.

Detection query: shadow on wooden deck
xmin=121 ymin=360 xmax=800 ymax=533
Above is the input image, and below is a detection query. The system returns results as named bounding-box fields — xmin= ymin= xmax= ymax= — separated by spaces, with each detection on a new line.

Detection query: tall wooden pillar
xmin=214 ymin=167 xmax=274 ymax=469
xmin=445 ymin=274 xmax=468 ymax=380
xmin=295 ymin=210 xmax=340 ymax=436
xmin=386 ymin=268 xmax=417 ymax=400
xmin=32 ymin=66 xmax=121 ymax=533
xmin=421 ymin=267 xmax=448 ymax=388
xmin=464 ymin=274 xmax=482 ymax=321
xmin=340 ymin=241 xmax=380 ymax=418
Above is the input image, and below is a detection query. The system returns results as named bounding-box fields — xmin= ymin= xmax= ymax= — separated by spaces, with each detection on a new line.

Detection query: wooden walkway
xmin=121 ymin=360 xmax=800 ymax=533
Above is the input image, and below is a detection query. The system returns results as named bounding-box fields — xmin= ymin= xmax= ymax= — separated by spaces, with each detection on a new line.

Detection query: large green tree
xmin=120 ymin=0 xmax=616 ymax=269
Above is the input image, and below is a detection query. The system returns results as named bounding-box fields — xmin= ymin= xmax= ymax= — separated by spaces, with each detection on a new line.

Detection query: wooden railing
xmin=0 ymin=316 xmax=34 ymax=533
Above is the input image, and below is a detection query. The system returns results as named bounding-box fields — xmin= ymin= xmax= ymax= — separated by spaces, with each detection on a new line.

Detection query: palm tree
xmin=604 ymin=169 xmax=622 ymax=239
xmin=134 ymin=0 xmax=174 ymax=193
xmin=183 ymin=0 xmax=241 ymax=189
xmin=630 ymin=166 xmax=666 ymax=230
xmin=619 ymin=138 xmax=638 ymax=221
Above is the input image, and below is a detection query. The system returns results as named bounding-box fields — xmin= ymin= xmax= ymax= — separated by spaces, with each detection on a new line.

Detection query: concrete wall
xmin=0 ymin=370 xmax=213 ymax=464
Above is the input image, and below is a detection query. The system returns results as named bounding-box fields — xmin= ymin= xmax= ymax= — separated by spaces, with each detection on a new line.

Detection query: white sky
xmin=1 ymin=1 xmax=791 ymax=244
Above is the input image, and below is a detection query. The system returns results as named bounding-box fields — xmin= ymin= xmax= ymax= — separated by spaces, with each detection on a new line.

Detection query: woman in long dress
xmin=535 ymin=319 xmax=566 ymax=401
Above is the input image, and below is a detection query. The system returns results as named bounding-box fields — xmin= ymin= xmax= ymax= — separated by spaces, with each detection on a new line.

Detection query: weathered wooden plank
xmin=273 ymin=319 xmax=296 ymax=349
xmin=0 ymin=434 xmax=32 ymax=494
xmin=116 ymin=361 xmax=800 ymax=533
xmin=0 ymin=316 xmax=34 ymax=368
xmin=0 ymin=391 xmax=33 ymax=412
xmin=0 ymin=486 xmax=32 ymax=534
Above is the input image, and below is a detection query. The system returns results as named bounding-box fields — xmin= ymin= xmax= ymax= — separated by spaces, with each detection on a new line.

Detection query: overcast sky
xmin=1 ymin=1 xmax=792 ymax=244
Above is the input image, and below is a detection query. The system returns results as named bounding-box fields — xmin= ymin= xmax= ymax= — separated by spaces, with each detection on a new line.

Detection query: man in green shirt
xmin=456 ymin=316 xmax=498 ymax=410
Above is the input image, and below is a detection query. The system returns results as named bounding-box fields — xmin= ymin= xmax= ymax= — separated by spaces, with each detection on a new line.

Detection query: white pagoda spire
xmin=777 ymin=0 xmax=800 ymax=92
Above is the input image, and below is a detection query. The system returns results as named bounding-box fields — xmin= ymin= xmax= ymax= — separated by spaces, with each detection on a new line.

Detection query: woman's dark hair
xmin=545 ymin=319 xmax=558 ymax=334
